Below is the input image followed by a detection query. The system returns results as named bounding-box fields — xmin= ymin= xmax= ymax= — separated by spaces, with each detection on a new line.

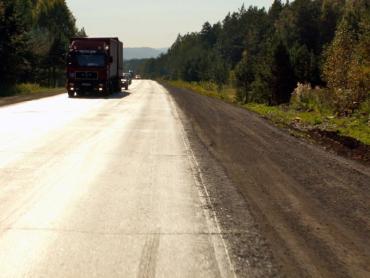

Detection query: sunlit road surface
xmin=0 ymin=80 xmax=235 ymax=278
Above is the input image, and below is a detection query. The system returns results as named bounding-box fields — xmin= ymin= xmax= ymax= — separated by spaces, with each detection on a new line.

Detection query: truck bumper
xmin=67 ymin=80 xmax=107 ymax=95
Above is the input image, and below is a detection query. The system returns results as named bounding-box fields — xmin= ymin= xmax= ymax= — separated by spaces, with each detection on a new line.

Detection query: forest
xmin=0 ymin=0 xmax=85 ymax=95
xmin=141 ymin=0 xmax=369 ymax=116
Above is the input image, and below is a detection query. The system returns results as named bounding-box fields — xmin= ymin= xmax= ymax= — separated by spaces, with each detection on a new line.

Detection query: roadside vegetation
xmin=0 ymin=0 xmax=86 ymax=97
xmin=1 ymin=83 xmax=63 ymax=96
xmin=143 ymin=0 xmax=369 ymax=146
xmin=0 ymin=83 xmax=64 ymax=107
xmin=166 ymin=80 xmax=370 ymax=146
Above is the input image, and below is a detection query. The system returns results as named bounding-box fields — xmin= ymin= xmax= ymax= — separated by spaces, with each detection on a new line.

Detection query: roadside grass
xmin=0 ymin=83 xmax=65 ymax=106
xmin=0 ymin=83 xmax=64 ymax=97
xmin=244 ymin=103 xmax=370 ymax=145
xmin=165 ymin=80 xmax=370 ymax=146
xmin=17 ymin=83 xmax=63 ymax=95
xmin=167 ymin=80 xmax=236 ymax=103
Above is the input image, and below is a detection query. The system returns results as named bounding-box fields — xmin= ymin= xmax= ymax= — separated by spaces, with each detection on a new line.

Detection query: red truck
xmin=66 ymin=37 xmax=123 ymax=97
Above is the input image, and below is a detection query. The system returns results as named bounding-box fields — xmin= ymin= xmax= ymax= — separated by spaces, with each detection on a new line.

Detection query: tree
xmin=200 ymin=22 xmax=220 ymax=48
xmin=249 ymin=67 xmax=273 ymax=104
xmin=268 ymin=0 xmax=284 ymax=23
xmin=271 ymin=41 xmax=296 ymax=104
xmin=218 ymin=11 xmax=245 ymax=67
xmin=0 ymin=0 xmax=84 ymax=90
xmin=75 ymin=27 xmax=87 ymax=38
xmin=29 ymin=0 xmax=84 ymax=86
xmin=320 ymin=0 xmax=345 ymax=48
xmin=235 ymin=51 xmax=255 ymax=103
xmin=290 ymin=43 xmax=320 ymax=84
xmin=323 ymin=0 xmax=370 ymax=108
xmin=141 ymin=0 xmax=366 ymax=109
xmin=0 ymin=0 xmax=32 ymax=90
xmin=323 ymin=18 xmax=355 ymax=89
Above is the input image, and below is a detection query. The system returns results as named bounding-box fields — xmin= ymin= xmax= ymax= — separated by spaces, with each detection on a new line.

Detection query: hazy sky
xmin=66 ymin=0 xmax=274 ymax=48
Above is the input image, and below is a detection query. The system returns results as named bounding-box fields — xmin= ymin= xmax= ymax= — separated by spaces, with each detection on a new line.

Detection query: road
xmin=0 ymin=81 xmax=236 ymax=278
xmin=1 ymin=80 xmax=369 ymax=278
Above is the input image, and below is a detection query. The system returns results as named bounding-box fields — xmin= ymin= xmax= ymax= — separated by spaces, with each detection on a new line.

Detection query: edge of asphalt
xmin=163 ymin=82 xmax=282 ymax=278
xmin=167 ymin=89 xmax=239 ymax=278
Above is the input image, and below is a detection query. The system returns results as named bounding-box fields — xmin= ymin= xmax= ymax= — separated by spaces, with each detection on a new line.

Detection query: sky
xmin=66 ymin=0 xmax=274 ymax=48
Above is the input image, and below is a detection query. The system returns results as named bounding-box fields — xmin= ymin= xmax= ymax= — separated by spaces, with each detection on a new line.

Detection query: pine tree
xmin=235 ymin=51 xmax=255 ymax=103
xmin=271 ymin=41 xmax=296 ymax=104
xmin=323 ymin=18 xmax=355 ymax=90
xmin=29 ymin=0 xmax=83 ymax=85
xmin=0 ymin=0 xmax=31 ymax=90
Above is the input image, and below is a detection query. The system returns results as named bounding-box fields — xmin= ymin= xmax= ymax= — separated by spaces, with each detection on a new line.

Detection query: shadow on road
xmin=75 ymin=91 xmax=130 ymax=100
xmin=107 ymin=91 xmax=130 ymax=99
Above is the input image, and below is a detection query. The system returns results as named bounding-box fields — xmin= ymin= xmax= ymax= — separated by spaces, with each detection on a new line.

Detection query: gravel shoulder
xmin=166 ymin=84 xmax=370 ymax=277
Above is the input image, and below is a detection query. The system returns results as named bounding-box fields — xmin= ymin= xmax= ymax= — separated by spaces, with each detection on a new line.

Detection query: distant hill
xmin=124 ymin=48 xmax=168 ymax=60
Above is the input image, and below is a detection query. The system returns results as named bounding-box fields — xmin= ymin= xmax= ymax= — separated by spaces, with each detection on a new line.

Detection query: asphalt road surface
xmin=1 ymin=80 xmax=370 ymax=278
xmin=0 ymin=81 xmax=236 ymax=278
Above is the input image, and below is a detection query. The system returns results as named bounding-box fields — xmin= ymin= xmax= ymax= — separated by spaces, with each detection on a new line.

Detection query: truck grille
xmin=76 ymin=72 xmax=98 ymax=80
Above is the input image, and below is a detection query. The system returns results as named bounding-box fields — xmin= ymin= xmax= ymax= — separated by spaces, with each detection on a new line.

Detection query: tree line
xmin=141 ymin=0 xmax=369 ymax=111
xmin=0 ymin=0 xmax=85 ymax=94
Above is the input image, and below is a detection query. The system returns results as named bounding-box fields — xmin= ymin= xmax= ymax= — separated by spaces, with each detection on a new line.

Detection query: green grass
xmin=15 ymin=83 xmax=64 ymax=95
xmin=167 ymin=80 xmax=236 ymax=103
xmin=244 ymin=103 xmax=370 ymax=145
xmin=165 ymin=80 xmax=370 ymax=146
xmin=0 ymin=83 xmax=64 ymax=97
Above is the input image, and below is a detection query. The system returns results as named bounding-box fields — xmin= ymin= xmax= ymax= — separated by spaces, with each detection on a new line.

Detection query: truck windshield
xmin=74 ymin=54 xmax=106 ymax=67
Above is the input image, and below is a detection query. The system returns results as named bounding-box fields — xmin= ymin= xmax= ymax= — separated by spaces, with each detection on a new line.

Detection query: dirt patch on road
xmin=306 ymin=129 xmax=370 ymax=163
xmin=166 ymin=84 xmax=370 ymax=277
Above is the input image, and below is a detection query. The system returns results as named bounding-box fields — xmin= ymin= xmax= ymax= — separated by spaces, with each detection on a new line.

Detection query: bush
xmin=290 ymin=83 xmax=333 ymax=113
xmin=331 ymin=88 xmax=362 ymax=115
xmin=359 ymin=98 xmax=370 ymax=117
xmin=291 ymin=83 xmax=368 ymax=116
xmin=249 ymin=76 xmax=271 ymax=104
xmin=16 ymin=83 xmax=43 ymax=94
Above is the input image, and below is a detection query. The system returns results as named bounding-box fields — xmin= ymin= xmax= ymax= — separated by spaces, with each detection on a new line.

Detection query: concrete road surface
xmin=0 ymin=81 xmax=236 ymax=278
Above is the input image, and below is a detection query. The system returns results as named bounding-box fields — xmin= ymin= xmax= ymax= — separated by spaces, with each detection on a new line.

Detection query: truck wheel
xmin=103 ymin=86 xmax=110 ymax=97
xmin=68 ymin=92 xmax=74 ymax=98
xmin=107 ymin=84 xmax=111 ymax=95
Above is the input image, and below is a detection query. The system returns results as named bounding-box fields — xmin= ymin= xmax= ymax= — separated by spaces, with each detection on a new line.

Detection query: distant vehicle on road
xmin=128 ymin=70 xmax=134 ymax=81
xmin=121 ymin=73 xmax=131 ymax=90
xmin=67 ymin=37 xmax=124 ymax=97
xmin=125 ymin=72 xmax=132 ymax=85
xmin=135 ymin=75 xmax=141 ymax=79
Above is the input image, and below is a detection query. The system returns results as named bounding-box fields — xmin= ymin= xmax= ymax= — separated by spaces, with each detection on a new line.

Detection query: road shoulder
xmin=167 ymin=84 xmax=282 ymax=277
xmin=165 ymin=83 xmax=370 ymax=277
xmin=0 ymin=89 xmax=65 ymax=107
